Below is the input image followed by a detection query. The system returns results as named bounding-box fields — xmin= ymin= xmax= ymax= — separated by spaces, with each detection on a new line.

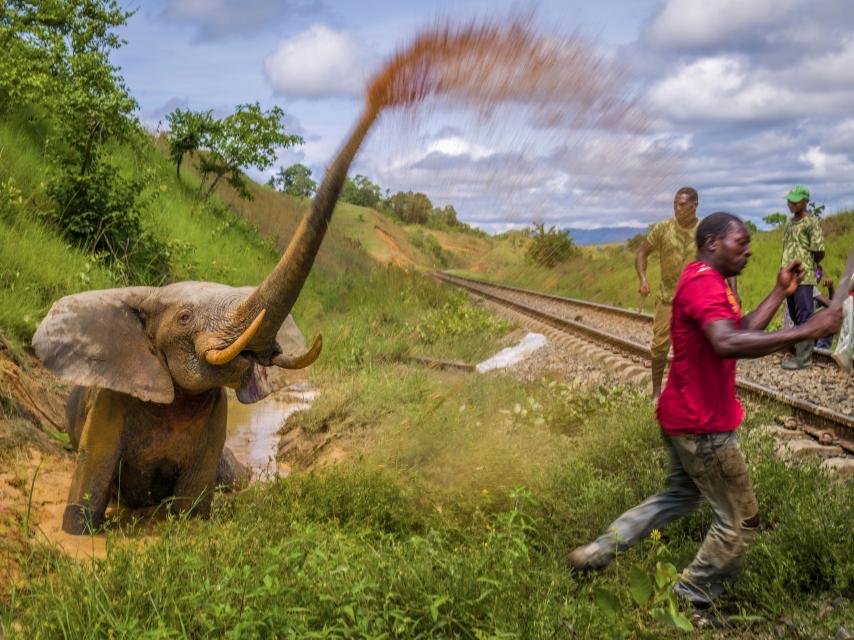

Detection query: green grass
xmin=6 ymin=381 xmax=852 ymax=638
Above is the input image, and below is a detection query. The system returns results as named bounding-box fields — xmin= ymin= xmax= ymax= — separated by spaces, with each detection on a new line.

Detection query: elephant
xmin=33 ymin=103 xmax=379 ymax=535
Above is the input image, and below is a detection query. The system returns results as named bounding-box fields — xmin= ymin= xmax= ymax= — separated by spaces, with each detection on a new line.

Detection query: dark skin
xmin=699 ymin=221 xmax=842 ymax=358
xmin=787 ymin=197 xmax=825 ymax=265
xmin=636 ymin=191 xmax=699 ymax=297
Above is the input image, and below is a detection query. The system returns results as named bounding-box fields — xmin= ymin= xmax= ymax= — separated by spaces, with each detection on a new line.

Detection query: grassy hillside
xmin=2 ymin=108 xmax=853 ymax=638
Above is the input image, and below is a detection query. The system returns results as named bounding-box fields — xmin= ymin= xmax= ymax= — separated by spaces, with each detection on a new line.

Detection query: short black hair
xmin=696 ymin=212 xmax=744 ymax=249
xmin=675 ymin=186 xmax=698 ymax=203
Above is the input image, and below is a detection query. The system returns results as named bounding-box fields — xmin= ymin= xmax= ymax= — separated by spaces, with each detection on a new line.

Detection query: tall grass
xmin=7 ymin=383 xmax=852 ymax=638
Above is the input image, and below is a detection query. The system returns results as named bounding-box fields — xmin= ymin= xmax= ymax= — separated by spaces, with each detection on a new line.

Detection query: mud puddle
xmin=226 ymin=384 xmax=317 ymax=478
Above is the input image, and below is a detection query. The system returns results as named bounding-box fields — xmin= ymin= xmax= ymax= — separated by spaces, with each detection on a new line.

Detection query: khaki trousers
xmin=651 ymin=298 xmax=672 ymax=362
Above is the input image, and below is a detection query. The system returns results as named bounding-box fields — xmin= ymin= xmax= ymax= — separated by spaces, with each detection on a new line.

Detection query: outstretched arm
xmin=741 ymin=260 xmax=803 ymax=331
xmin=635 ymin=240 xmax=655 ymax=297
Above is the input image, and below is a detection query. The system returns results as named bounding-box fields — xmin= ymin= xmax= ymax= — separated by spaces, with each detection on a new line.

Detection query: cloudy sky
xmin=115 ymin=0 xmax=854 ymax=232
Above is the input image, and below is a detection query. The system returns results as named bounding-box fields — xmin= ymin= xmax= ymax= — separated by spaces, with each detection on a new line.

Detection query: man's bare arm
xmin=635 ymin=240 xmax=655 ymax=296
xmin=703 ymin=309 xmax=841 ymax=359
xmin=740 ymin=260 xmax=804 ymax=331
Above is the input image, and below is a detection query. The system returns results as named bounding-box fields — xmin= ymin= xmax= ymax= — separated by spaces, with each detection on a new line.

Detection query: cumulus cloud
xmin=264 ymin=25 xmax=370 ymax=98
xmin=161 ymin=0 xmax=325 ymax=41
xmin=647 ymin=0 xmax=796 ymax=50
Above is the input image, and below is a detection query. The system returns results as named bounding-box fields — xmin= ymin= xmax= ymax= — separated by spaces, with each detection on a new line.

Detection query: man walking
xmin=636 ymin=187 xmax=700 ymax=400
xmin=569 ymin=212 xmax=841 ymax=608
xmin=780 ymin=185 xmax=825 ymax=369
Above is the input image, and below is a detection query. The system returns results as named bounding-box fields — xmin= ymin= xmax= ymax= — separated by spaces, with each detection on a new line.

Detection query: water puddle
xmin=226 ymin=384 xmax=317 ymax=478
xmin=476 ymin=332 xmax=547 ymax=372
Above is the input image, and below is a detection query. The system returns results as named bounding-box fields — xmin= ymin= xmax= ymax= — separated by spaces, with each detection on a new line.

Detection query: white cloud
xmin=264 ymin=25 xmax=368 ymax=98
xmin=426 ymin=136 xmax=495 ymax=160
xmin=162 ymin=0 xmax=324 ymax=41
xmin=648 ymin=0 xmax=797 ymax=49
xmin=647 ymin=56 xmax=797 ymax=123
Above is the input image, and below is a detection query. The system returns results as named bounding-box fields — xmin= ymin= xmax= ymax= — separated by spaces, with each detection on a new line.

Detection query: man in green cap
xmin=636 ymin=187 xmax=700 ymax=399
xmin=780 ymin=184 xmax=825 ymax=369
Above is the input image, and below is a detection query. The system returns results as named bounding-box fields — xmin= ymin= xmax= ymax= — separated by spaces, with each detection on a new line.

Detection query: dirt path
xmin=373 ymin=225 xmax=415 ymax=267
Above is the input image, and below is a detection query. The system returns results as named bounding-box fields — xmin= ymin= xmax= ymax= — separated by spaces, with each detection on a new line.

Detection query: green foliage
xmin=744 ymin=219 xmax=759 ymax=234
xmin=406 ymin=290 xmax=510 ymax=344
xmin=525 ymin=222 xmax=577 ymax=268
xmin=165 ymin=108 xmax=215 ymax=178
xmin=195 ymin=103 xmax=303 ymax=202
xmin=808 ymin=201 xmax=825 ymax=218
xmin=763 ymin=212 xmax=787 ymax=228
xmin=269 ymin=162 xmax=317 ymax=198
xmin=44 ymin=157 xmax=170 ymax=282
xmin=341 ymin=174 xmax=382 ymax=208
xmin=387 ymin=190 xmax=432 ymax=224
xmin=408 ymin=229 xmax=449 ymax=267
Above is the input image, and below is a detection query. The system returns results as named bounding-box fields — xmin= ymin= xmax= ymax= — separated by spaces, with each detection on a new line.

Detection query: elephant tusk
xmin=271 ymin=334 xmax=322 ymax=369
xmin=206 ymin=309 xmax=267 ymax=366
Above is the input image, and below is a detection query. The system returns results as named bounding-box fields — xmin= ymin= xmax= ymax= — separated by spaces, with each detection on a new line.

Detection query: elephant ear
xmin=32 ymin=287 xmax=175 ymax=404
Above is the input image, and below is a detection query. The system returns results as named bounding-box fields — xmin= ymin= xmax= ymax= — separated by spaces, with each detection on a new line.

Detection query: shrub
xmin=526 ymin=222 xmax=577 ymax=268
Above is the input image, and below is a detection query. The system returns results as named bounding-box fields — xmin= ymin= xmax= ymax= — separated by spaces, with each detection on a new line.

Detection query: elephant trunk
xmin=228 ymin=104 xmax=380 ymax=352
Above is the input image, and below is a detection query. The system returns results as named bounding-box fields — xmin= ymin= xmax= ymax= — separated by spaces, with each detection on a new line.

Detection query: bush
xmin=45 ymin=159 xmax=169 ymax=283
xmin=526 ymin=222 xmax=577 ymax=268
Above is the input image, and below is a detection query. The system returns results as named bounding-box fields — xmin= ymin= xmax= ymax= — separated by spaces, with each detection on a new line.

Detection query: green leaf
xmin=594 ymin=587 xmax=621 ymax=619
xmin=628 ymin=566 xmax=653 ymax=606
xmin=650 ymin=607 xmax=694 ymax=631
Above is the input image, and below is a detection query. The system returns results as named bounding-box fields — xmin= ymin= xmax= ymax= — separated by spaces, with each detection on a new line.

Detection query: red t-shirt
xmin=657 ymin=261 xmax=745 ymax=435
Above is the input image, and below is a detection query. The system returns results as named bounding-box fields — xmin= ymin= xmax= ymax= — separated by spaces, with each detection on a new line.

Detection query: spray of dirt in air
xmin=301 ymin=16 xmax=664 ymax=289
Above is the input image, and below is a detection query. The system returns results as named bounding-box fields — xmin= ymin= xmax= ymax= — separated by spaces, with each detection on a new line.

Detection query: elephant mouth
xmin=234 ymin=354 xmax=274 ymax=404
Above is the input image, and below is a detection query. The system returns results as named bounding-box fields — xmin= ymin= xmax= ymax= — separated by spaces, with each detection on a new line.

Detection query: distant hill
xmin=566 ymin=226 xmax=647 ymax=245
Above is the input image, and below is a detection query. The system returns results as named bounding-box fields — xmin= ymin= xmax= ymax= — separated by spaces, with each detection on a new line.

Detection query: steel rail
xmin=437 ymin=272 xmax=837 ymax=365
xmin=435 ymin=271 xmax=854 ymax=453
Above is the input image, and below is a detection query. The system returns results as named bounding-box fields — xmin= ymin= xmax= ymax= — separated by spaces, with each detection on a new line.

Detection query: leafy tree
xmin=196 ymin=103 xmax=303 ymax=201
xmin=341 ymin=174 xmax=382 ymax=208
xmin=429 ymin=204 xmax=460 ymax=228
xmin=166 ymin=108 xmax=215 ymax=179
xmin=763 ymin=212 xmax=788 ymax=228
xmin=808 ymin=202 xmax=825 ymax=218
xmin=526 ymin=222 xmax=577 ymax=268
xmin=744 ymin=219 xmax=759 ymax=234
xmin=270 ymin=163 xmax=317 ymax=198
xmin=387 ymin=191 xmax=433 ymax=224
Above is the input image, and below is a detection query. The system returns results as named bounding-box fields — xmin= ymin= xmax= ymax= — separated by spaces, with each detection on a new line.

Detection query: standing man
xmin=780 ymin=184 xmax=825 ymax=369
xmin=569 ymin=212 xmax=841 ymax=608
xmin=636 ymin=187 xmax=700 ymax=400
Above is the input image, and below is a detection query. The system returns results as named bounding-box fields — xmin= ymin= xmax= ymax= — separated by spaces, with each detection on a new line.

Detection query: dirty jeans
xmin=592 ymin=431 xmax=759 ymax=606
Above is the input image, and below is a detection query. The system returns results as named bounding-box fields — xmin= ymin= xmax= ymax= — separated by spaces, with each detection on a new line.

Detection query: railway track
xmin=434 ymin=271 xmax=854 ymax=454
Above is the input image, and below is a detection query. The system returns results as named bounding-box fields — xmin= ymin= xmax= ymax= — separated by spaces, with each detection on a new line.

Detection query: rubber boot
xmin=782 ymin=340 xmax=814 ymax=370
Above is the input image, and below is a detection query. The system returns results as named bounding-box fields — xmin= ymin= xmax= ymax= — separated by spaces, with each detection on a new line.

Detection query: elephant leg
xmin=171 ymin=389 xmax=228 ymax=518
xmin=63 ymin=388 xmax=126 ymax=535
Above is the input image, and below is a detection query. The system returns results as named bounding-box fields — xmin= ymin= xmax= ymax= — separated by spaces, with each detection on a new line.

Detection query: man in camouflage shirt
xmin=636 ymin=187 xmax=700 ymax=399
xmin=780 ymin=184 xmax=826 ymax=369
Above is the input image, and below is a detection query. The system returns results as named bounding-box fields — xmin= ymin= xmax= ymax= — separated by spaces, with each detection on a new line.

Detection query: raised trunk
xmin=233 ymin=105 xmax=380 ymax=350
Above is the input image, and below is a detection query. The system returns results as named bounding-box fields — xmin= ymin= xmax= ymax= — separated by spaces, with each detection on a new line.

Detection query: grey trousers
xmin=593 ymin=431 xmax=759 ymax=606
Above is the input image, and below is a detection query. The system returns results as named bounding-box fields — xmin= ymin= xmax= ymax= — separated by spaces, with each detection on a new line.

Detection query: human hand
xmin=777 ymin=260 xmax=804 ymax=295
xmin=639 ymin=280 xmax=651 ymax=297
xmin=801 ymin=305 xmax=843 ymax=339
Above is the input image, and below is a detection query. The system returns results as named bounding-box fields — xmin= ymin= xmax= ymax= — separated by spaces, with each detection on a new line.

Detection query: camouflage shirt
xmin=646 ymin=218 xmax=700 ymax=303
xmin=781 ymin=215 xmax=825 ymax=285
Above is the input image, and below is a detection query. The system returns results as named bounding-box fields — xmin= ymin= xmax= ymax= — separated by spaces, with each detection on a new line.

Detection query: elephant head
xmin=33 ymin=104 xmax=380 ymax=404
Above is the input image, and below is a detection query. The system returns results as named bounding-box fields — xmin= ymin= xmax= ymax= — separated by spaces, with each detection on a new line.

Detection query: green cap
xmin=786 ymin=184 xmax=810 ymax=203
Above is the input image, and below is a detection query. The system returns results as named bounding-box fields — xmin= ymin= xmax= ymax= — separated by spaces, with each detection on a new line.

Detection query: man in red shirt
xmin=569 ymin=212 xmax=841 ymax=608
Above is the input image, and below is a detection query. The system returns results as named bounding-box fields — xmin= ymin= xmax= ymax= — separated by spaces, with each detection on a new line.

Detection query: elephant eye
xmin=177 ymin=309 xmax=193 ymax=326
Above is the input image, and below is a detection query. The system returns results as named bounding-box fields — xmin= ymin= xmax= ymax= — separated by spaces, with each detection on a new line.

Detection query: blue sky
xmin=115 ymin=0 xmax=854 ymax=232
